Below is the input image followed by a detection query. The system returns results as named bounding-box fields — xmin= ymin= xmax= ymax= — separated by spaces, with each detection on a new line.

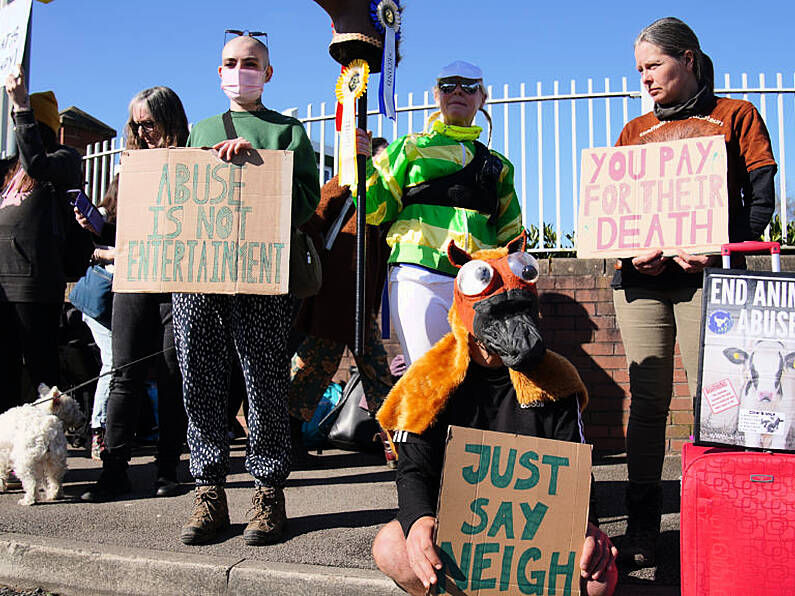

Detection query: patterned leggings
xmin=173 ymin=292 xmax=292 ymax=488
xmin=289 ymin=314 xmax=392 ymax=421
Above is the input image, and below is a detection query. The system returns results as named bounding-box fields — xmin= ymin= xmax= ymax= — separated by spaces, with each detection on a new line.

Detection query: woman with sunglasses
xmin=80 ymin=86 xmax=190 ymax=502
xmin=357 ymin=60 xmax=523 ymax=366
xmin=612 ymin=17 xmax=776 ymax=568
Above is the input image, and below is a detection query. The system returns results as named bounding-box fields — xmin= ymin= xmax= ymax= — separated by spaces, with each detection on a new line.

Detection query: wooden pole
xmin=354 ymin=90 xmax=368 ymax=356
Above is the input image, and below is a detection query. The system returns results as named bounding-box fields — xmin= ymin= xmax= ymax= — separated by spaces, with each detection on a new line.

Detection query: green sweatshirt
xmin=365 ymin=129 xmax=523 ymax=275
xmin=188 ymin=109 xmax=320 ymax=227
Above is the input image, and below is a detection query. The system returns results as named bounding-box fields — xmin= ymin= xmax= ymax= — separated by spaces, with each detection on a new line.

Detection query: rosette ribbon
xmin=370 ymin=0 xmax=401 ymax=121
xmin=335 ymin=59 xmax=369 ymax=188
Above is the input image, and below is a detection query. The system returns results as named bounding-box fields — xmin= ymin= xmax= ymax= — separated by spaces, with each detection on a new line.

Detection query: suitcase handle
xmin=721 ymin=241 xmax=781 ymax=272
xmin=750 ymin=474 xmax=774 ymax=483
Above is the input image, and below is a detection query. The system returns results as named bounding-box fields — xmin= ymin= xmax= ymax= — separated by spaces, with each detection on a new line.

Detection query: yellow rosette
xmin=336 ymin=59 xmax=369 ymax=189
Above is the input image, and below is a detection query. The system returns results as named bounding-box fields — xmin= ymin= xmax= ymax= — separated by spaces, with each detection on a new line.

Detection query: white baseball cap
xmin=437 ymin=60 xmax=483 ymax=81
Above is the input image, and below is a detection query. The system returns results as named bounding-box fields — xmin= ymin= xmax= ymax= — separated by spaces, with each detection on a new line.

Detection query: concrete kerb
xmin=228 ymin=560 xmax=402 ymax=595
xmin=0 ymin=532 xmax=402 ymax=596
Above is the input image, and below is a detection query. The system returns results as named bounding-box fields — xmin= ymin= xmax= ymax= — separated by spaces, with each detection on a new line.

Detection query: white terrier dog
xmin=0 ymin=386 xmax=86 ymax=505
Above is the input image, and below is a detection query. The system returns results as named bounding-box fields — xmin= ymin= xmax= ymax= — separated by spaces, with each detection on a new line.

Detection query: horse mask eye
xmin=449 ymin=234 xmax=546 ymax=373
xmin=507 ymin=252 xmax=539 ymax=283
xmin=457 ymin=260 xmax=494 ymax=296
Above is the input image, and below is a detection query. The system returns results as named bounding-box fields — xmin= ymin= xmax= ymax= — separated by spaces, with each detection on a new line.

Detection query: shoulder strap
xmin=471 ymin=140 xmax=490 ymax=165
xmin=401 ymin=140 xmax=497 ymax=221
xmin=221 ymin=111 xmax=237 ymax=140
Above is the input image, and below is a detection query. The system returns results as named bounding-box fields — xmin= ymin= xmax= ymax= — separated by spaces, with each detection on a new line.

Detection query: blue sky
xmin=21 ymin=0 xmax=795 ymax=236
xmin=27 ymin=0 xmax=794 ymax=134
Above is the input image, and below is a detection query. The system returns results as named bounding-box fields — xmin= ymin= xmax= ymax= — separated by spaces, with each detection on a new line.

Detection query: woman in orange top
xmin=612 ymin=17 xmax=777 ymax=568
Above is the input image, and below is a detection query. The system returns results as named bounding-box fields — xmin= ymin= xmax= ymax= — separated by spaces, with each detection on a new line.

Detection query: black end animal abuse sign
xmin=696 ymin=268 xmax=795 ymax=452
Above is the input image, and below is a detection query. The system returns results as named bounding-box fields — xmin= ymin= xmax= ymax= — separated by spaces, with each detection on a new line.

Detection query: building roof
xmin=59 ymin=106 xmax=116 ymax=136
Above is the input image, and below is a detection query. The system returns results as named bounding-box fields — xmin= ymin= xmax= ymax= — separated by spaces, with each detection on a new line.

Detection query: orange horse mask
xmin=448 ymin=232 xmax=546 ymax=373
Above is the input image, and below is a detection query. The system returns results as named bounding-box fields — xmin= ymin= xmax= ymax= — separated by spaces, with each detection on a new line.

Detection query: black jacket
xmin=0 ymin=110 xmax=83 ymax=302
xmin=393 ymin=362 xmax=598 ymax=536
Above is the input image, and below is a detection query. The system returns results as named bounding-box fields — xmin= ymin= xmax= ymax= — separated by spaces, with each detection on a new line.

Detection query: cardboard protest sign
xmin=0 ymin=0 xmax=32 ymax=81
xmin=434 ymin=426 xmax=592 ymax=595
xmin=114 ymin=148 xmax=293 ymax=295
xmin=696 ymin=269 xmax=795 ymax=452
xmin=577 ymin=135 xmax=728 ymax=259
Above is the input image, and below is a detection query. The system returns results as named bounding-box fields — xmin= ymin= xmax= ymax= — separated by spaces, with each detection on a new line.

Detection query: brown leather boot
xmin=243 ymin=486 xmax=287 ymax=545
xmin=180 ymin=485 xmax=230 ymax=545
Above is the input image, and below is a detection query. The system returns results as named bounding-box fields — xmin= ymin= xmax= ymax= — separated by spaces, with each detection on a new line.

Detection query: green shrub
xmin=767 ymin=214 xmax=795 ymax=246
xmin=524 ymin=224 xmax=576 ymax=257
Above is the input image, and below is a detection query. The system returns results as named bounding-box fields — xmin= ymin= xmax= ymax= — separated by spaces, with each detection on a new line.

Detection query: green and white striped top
xmin=365 ymin=127 xmax=523 ymax=276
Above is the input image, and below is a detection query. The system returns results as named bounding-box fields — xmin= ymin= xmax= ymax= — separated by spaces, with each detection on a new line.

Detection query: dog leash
xmin=34 ymin=346 xmax=176 ymax=405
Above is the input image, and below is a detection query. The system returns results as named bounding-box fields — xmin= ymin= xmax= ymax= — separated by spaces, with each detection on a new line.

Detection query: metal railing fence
xmin=82 ymin=72 xmax=795 ymax=251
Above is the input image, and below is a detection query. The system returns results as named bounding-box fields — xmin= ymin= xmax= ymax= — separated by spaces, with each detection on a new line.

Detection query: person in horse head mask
xmin=372 ymin=232 xmax=617 ymax=596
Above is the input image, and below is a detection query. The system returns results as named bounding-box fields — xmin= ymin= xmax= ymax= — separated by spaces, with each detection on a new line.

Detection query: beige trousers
xmin=613 ymin=285 xmax=703 ymax=484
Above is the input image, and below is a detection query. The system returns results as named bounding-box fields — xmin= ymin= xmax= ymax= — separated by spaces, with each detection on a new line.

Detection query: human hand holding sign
xmin=580 ymin=523 xmax=618 ymax=585
xmin=631 ymin=249 xmax=669 ymax=276
xmin=4 ymin=65 xmax=30 ymax=111
xmin=406 ymin=516 xmax=442 ymax=591
xmin=403 ymin=518 xmax=617 ymax=596
xmin=673 ymin=250 xmax=720 ymax=274
xmin=632 ymin=248 xmax=718 ymax=275
xmin=213 ymin=136 xmax=252 ymax=160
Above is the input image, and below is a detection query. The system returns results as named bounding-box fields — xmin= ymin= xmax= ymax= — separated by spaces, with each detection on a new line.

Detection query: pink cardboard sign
xmin=577 ymin=135 xmax=728 ymax=259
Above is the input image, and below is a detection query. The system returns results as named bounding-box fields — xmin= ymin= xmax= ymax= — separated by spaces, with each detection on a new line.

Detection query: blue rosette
xmin=370 ymin=0 xmax=401 ymax=121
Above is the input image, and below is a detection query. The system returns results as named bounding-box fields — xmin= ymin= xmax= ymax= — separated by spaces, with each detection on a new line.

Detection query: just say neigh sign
xmin=576 ymin=135 xmax=728 ymax=259
xmin=434 ymin=426 xmax=592 ymax=595
xmin=114 ymin=148 xmax=293 ymax=295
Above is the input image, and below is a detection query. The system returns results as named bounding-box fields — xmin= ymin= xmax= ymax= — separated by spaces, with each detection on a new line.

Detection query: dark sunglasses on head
xmin=438 ymin=80 xmax=482 ymax=95
xmin=224 ymin=29 xmax=269 ymax=48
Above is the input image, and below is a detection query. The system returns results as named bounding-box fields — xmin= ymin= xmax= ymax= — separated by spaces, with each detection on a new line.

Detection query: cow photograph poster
xmin=696 ymin=269 xmax=795 ymax=452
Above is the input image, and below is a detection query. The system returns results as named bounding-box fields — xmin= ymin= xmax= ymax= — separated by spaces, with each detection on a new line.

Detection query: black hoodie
xmin=0 ymin=109 xmax=82 ymax=302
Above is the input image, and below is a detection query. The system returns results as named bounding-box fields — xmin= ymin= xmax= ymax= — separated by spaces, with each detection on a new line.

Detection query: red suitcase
xmin=680 ymin=442 xmax=795 ymax=596
xmin=683 ymin=241 xmax=795 ymax=595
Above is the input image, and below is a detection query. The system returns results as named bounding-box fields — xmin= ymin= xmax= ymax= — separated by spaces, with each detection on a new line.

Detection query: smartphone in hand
xmin=68 ymin=189 xmax=104 ymax=235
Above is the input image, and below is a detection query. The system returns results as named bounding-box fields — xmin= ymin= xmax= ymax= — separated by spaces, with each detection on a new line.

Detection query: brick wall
xmin=336 ymin=255 xmax=793 ymax=455
xmin=534 ymin=259 xmax=630 ymax=453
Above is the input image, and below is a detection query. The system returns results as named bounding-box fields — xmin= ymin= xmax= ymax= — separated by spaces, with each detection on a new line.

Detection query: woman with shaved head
xmin=173 ymin=30 xmax=320 ymax=547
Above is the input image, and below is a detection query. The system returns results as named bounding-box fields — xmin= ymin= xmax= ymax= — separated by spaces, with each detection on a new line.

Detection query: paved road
xmin=0 ymin=441 xmax=681 ymax=595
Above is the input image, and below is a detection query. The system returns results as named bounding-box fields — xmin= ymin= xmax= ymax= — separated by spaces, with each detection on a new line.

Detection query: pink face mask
xmin=221 ymin=68 xmax=266 ymax=103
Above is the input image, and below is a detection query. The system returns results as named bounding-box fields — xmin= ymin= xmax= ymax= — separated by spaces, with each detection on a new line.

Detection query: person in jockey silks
xmin=355 ymin=60 xmax=523 ymax=366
